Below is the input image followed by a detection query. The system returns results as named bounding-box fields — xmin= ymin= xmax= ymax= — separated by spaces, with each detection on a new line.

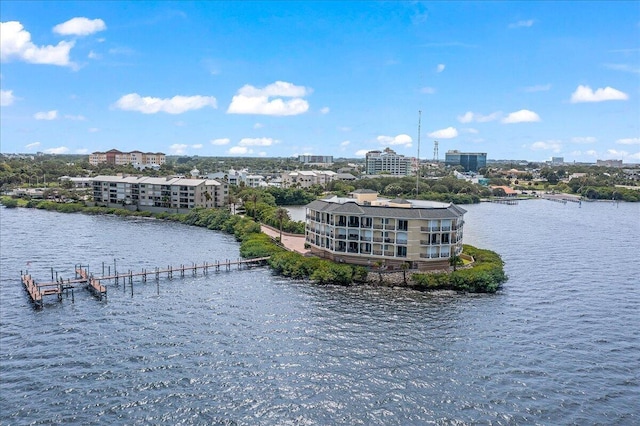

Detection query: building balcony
xmin=348 ymin=235 xmax=359 ymax=240
xmin=373 ymin=237 xmax=383 ymax=243
xmin=373 ymin=224 xmax=383 ymax=229
xmin=372 ymin=250 xmax=383 ymax=256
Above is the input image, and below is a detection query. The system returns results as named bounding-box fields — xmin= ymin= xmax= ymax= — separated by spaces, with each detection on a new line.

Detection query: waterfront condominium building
xmin=89 ymin=149 xmax=166 ymax=167
xmin=365 ymin=147 xmax=414 ymax=176
xmin=444 ymin=150 xmax=487 ymax=172
xmin=92 ymin=175 xmax=228 ymax=212
xmin=305 ymin=190 xmax=466 ymax=271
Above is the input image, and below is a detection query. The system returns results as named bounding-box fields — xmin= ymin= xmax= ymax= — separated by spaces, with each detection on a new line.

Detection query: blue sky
xmin=1 ymin=1 xmax=639 ymax=162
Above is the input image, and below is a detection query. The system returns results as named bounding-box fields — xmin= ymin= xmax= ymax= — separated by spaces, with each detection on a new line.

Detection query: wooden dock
xmin=20 ymin=256 xmax=270 ymax=308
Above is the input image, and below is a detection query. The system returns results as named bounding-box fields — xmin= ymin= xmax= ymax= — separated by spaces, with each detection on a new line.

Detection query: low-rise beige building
xmin=92 ymin=175 xmax=227 ymax=211
xmin=305 ymin=190 xmax=465 ymax=271
xmin=89 ymin=149 xmax=166 ymax=167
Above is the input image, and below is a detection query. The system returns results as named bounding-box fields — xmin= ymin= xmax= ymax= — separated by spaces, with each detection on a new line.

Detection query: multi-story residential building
xmin=206 ymin=169 xmax=267 ymax=188
xmin=365 ymin=147 xmax=413 ymax=176
xmin=444 ymin=150 xmax=487 ymax=172
xmin=89 ymin=149 xmax=166 ymax=167
xmin=596 ymin=159 xmax=623 ymax=168
xmin=281 ymin=170 xmax=337 ymax=188
xmin=92 ymin=175 xmax=228 ymax=212
xmin=298 ymin=155 xmax=334 ymax=166
xmin=305 ymin=190 xmax=466 ymax=271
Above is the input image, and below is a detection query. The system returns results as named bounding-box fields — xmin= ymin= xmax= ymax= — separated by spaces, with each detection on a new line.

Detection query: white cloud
xmin=34 ymin=110 xmax=58 ymax=120
xmin=253 ymin=122 xmax=264 ymax=129
xmin=320 ymin=106 xmax=330 ymax=114
xmin=64 ymin=114 xmax=86 ymax=120
xmin=570 ymin=85 xmax=629 ymax=103
xmin=75 ymin=148 xmax=88 ymax=154
xmin=571 ymin=136 xmax=597 ymax=144
xmin=457 ymin=111 xmax=501 ymax=123
xmin=53 ymin=17 xmax=106 ymax=36
xmin=463 ymin=128 xmax=479 ymax=134
xmin=502 ymin=109 xmax=540 ymax=123
xmin=211 ymin=138 xmax=230 ymax=146
xmin=169 ymin=144 xmax=188 ymax=155
xmin=531 ymin=140 xmax=562 ymax=152
xmin=88 ymin=127 xmax=99 ymax=133
xmin=88 ymin=50 xmax=101 ymax=60
xmin=420 ymin=87 xmax=436 ymax=94
xmin=617 ymin=137 xmax=640 ymax=145
xmin=377 ymin=134 xmax=413 ymax=147
xmin=228 ymin=146 xmax=253 ymax=155
xmin=428 ymin=127 xmax=459 ymax=139
xmin=192 ymin=144 xmax=203 ymax=149
xmin=436 ymin=64 xmax=445 ymax=73
xmin=25 ymin=142 xmax=41 ymax=150
xmin=227 ymin=81 xmax=311 ymax=116
xmin=355 ymin=149 xmax=373 ymax=157
xmin=258 ymin=151 xmax=267 ymax=157
xmin=604 ymin=64 xmax=640 ymax=74
xmin=45 ymin=146 xmax=69 ymax=154
xmin=509 ymin=19 xmax=534 ymax=29
xmin=586 ymin=150 xmax=598 ymax=157
xmin=1 ymin=21 xmax=75 ymax=67
xmin=339 ymin=126 xmax=352 ymax=132
xmin=238 ymin=137 xmax=277 ymax=147
xmin=114 ymin=93 xmax=217 ymax=114
xmin=0 ymin=89 xmax=15 ymax=106
xmin=340 ymin=140 xmax=350 ymax=147
xmin=523 ymin=84 xmax=551 ymax=92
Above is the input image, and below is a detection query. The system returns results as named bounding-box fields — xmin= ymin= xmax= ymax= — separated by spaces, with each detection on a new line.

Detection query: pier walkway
xmin=20 ymin=257 xmax=270 ymax=308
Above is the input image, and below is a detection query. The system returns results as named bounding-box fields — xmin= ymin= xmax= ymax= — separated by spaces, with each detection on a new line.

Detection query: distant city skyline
xmin=1 ymin=1 xmax=639 ymax=162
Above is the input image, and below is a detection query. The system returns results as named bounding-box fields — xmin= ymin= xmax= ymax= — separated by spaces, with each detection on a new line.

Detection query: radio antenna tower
xmin=433 ymin=140 xmax=439 ymax=162
xmin=416 ymin=110 xmax=421 ymax=196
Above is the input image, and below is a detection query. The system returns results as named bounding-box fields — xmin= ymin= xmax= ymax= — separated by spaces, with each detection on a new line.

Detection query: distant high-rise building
xmin=444 ymin=150 xmax=487 ymax=172
xmin=551 ymin=157 xmax=564 ymax=165
xmin=596 ymin=159 xmax=623 ymax=168
xmin=298 ymin=155 xmax=333 ymax=166
xmin=365 ymin=147 xmax=413 ymax=176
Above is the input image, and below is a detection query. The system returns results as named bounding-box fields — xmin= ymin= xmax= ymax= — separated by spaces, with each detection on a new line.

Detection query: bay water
xmin=1 ymin=200 xmax=638 ymax=425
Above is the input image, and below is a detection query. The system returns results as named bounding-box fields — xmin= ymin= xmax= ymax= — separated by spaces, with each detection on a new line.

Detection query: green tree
xmin=274 ymin=207 xmax=289 ymax=242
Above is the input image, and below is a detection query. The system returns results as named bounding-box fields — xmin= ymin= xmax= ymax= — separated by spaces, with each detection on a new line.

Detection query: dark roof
xmin=350 ymin=189 xmax=377 ymax=194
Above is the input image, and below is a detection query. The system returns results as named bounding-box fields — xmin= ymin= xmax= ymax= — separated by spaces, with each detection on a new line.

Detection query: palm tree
xmin=227 ymin=194 xmax=237 ymax=214
xmin=400 ymin=261 xmax=410 ymax=285
xmin=274 ymin=207 xmax=289 ymax=242
xmin=449 ymin=252 xmax=462 ymax=271
xmin=374 ymin=260 xmax=385 ymax=283
xmin=249 ymin=193 xmax=258 ymax=219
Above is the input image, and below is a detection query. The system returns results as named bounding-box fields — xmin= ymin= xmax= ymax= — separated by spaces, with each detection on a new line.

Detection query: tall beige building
xmin=305 ymin=190 xmax=465 ymax=270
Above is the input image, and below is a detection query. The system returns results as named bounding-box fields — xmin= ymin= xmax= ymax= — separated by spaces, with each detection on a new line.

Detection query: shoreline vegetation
xmin=1 ymin=197 xmax=507 ymax=293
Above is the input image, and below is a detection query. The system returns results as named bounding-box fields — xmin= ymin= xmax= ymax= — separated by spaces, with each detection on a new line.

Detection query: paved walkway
xmin=260 ymin=224 xmax=309 ymax=255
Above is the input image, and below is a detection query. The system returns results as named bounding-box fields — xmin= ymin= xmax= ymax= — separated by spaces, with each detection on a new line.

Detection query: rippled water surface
xmin=1 ymin=201 xmax=639 ymax=425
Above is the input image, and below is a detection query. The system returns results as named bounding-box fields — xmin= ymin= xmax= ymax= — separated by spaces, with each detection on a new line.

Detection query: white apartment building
xmin=305 ymin=190 xmax=465 ymax=271
xmin=365 ymin=147 xmax=414 ymax=176
xmin=92 ymin=175 xmax=228 ymax=211
xmin=281 ymin=170 xmax=337 ymax=188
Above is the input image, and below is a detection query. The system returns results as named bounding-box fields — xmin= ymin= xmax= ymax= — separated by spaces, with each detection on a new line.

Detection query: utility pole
xmin=416 ymin=110 xmax=421 ymax=196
